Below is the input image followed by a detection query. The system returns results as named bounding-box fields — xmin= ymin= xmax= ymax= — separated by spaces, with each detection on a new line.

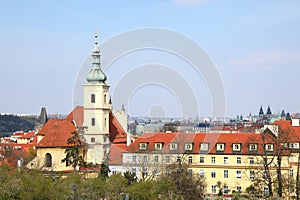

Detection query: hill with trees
xmin=0 ymin=114 xmax=36 ymax=136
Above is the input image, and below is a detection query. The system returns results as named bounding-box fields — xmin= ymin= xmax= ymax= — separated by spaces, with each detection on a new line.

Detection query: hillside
xmin=0 ymin=114 xmax=36 ymax=136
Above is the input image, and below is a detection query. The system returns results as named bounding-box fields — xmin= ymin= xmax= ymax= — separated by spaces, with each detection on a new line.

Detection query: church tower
xmin=83 ymin=32 xmax=111 ymax=164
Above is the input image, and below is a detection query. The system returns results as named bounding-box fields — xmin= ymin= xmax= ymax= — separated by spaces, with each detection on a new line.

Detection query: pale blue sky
xmin=0 ymin=0 xmax=299 ymax=117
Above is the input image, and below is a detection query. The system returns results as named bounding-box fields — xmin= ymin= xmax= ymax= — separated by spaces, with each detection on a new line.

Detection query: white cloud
xmin=229 ymin=50 xmax=300 ymax=66
xmin=171 ymin=0 xmax=212 ymax=6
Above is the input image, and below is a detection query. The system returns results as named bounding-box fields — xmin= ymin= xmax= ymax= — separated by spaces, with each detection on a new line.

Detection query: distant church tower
xmin=83 ymin=32 xmax=111 ymax=164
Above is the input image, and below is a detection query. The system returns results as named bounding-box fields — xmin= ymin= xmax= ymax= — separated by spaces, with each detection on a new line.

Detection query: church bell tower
xmin=83 ymin=32 xmax=111 ymax=164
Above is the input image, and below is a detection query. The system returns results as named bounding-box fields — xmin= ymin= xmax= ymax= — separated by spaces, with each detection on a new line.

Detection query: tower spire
xmin=86 ymin=31 xmax=107 ymax=84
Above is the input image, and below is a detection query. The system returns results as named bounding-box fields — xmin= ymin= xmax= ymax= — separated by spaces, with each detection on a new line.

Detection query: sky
xmin=0 ymin=0 xmax=300 ymax=118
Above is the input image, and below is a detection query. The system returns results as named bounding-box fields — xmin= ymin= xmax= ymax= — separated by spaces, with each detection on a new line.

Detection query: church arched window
xmin=45 ymin=153 xmax=52 ymax=167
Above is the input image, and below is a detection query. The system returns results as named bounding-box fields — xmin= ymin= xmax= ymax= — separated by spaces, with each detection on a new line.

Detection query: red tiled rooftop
xmin=36 ymin=119 xmax=78 ymax=147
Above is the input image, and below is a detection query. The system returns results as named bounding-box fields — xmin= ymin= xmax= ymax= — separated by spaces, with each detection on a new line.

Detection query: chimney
xmin=292 ymin=118 xmax=300 ymax=127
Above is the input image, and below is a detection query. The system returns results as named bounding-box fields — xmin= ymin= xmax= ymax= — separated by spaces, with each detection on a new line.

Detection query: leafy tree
xmin=124 ymin=170 xmax=137 ymax=185
xmin=61 ymin=131 xmax=85 ymax=172
xmin=99 ymin=161 xmax=111 ymax=180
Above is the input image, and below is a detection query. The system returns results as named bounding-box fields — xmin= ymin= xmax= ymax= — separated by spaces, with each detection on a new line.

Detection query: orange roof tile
xmin=108 ymin=111 xmax=127 ymax=143
xmin=36 ymin=119 xmax=78 ymax=147
xmin=67 ymin=106 xmax=84 ymax=127
xmin=109 ymin=143 xmax=128 ymax=165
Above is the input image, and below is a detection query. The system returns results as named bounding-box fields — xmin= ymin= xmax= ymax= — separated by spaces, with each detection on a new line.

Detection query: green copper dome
xmin=86 ymin=32 xmax=107 ymax=84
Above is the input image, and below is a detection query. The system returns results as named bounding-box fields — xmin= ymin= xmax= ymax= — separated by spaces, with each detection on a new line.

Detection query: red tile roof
xmin=108 ymin=143 xmax=128 ymax=165
xmin=66 ymin=106 xmax=127 ymax=144
xmin=109 ymin=112 xmax=127 ymax=143
xmin=36 ymin=119 xmax=78 ymax=147
xmin=67 ymin=106 xmax=84 ymax=127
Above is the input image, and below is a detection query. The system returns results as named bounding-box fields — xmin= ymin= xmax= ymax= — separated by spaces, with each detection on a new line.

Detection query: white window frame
xmin=224 ymin=185 xmax=229 ymax=194
xmin=224 ymin=156 xmax=228 ymax=164
xmin=188 ymin=156 xmax=193 ymax=164
xmin=236 ymin=170 xmax=242 ymax=179
xmin=165 ymin=155 xmax=170 ymax=163
xmin=170 ymin=143 xmax=177 ymax=150
xmin=236 ymin=186 xmax=242 ymax=192
xmin=200 ymin=156 xmax=204 ymax=163
xmin=224 ymin=170 xmax=228 ymax=178
xmin=237 ymin=157 xmax=241 ymax=164
xmin=289 ymin=143 xmax=300 ymax=149
xmin=249 ymin=144 xmax=257 ymax=151
xmin=233 ymin=143 xmax=241 ymax=151
xmin=211 ymin=170 xmax=216 ymax=178
xmin=154 ymin=143 xmax=163 ymax=150
xmin=154 ymin=155 xmax=159 ymax=162
xmin=200 ymin=143 xmax=209 ymax=151
xmin=250 ymin=170 xmax=255 ymax=180
xmin=185 ymin=143 xmax=193 ymax=151
xmin=265 ymin=144 xmax=274 ymax=151
xmin=211 ymin=156 xmax=216 ymax=164
xmin=132 ymin=155 xmax=136 ymax=163
xmin=139 ymin=143 xmax=148 ymax=150
xmin=217 ymin=143 xmax=225 ymax=151
xmin=249 ymin=157 xmax=254 ymax=164
xmin=212 ymin=185 xmax=217 ymax=194
xmin=199 ymin=169 xmax=205 ymax=178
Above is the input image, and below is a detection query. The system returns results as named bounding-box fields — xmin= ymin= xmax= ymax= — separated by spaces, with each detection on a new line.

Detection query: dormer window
xmin=233 ymin=143 xmax=241 ymax=151
xmin=185 ymin=143 xmax=193 ymax=151
xmin=289 ymin=143 xmax=300 ymax=149
xmin=139 ymin=143 xmax=148 ymax=150
xmin=216 ymin=143 xmax=225 ymax=151
xmin=265 ymin=144 xmax=274 ymax=151
xmin=154 ymin=143 xmax=163 ymax=150
xmin=200 ymin=143 xmax=209 ymax=151
xmin=170 ymin=143 xmax=177 ymax=150
xmin=249 ymin=144 xmax=258 ymax=151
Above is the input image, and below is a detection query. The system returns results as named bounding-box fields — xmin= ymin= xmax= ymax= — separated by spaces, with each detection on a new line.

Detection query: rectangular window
xmin=212 ymin=185 xmax=217 ymax=194
xmin=217 ymin=143 xmax=225 ymax=151
xmin=249 ymin=144 xmax=257 ymax=151
xmin=199 ymin=169 xmax=205 ymax=178
xmin=264 ymin=186 xmax=269 ymax=196
xmin=224 ymin=170 xmax=228 ymax=178
xmin=188 ymin=156 xmax=193 ymax=164
xmin=154 ymin=155 xmax=159 ymax=163
xmin=200 ymin=156 xmax=204 ymax=163
xmin=165 ymin=168 xmax=170 ymax=176
xmin=290 ymin=169 xmax=294 ymax=178
xmin=112 ymin=170 xmax=117 ymax=175
xmin=91 ymin=94 xmax=95 ymax=103
xmin=154 ymin=143 xmax=163 ymax=150
xmin=143 ymin=168 xmax=148 ymax=177
xmin=236 ymin=170 xmax=242 ymax=179
xmin=143 ymin=156 xmax=148 ymax=162
xmin=249 ymin=157 xmax=254 ymax=164
xmin=224 ymin=186 xmax=229 ymax=194
xmin=91 ymin=118 xmax=95 ymax=126
xmin=236 ymin=186 xmax=242 ymax=192
xmin=237 ymin=157 xmax=241 ymax=164
xmin=289 ymin=143 xmax=300 ymax=149
xmin=211 ymin=170 xmax=216 ymax=178
xmin=200 ymin=143 xmax=209 ymax=151
xmin=185 ymin=143 xmax=193 ymax=150
xmin=132 ymin=155 xmax=136 ymax=163
xmin=233 ymin=143 xmax=241 ymax=151
xmin=250 ymin=170 xmax=255 ymax=180
xmin=224 ymin=157 xmax=228 ymax=164
xmin=132 ymin=168 xmax=136 ymax=174
xmin=170 ymin=143 xmax=177 ymax=150
xmin=187 ymin=169 xmax=193 ymax=176
xmin=139 ymin=143 xmax=148 ymax=150
xmin=211 ymin=157 xmax=216 ymax=164
xmin=166 ymin=155 xmax=170 ymax=163
xmin=265 ymin=144 xmax=274 ymax=151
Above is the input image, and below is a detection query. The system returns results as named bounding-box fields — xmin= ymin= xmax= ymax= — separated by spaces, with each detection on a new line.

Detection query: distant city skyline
xmin=1 ymin=1 xmax=300 ymax=117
